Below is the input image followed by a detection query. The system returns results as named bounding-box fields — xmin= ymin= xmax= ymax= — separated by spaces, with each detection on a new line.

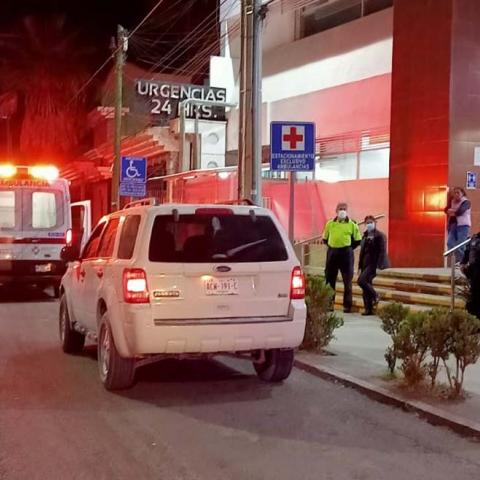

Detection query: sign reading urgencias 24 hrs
xmin=136 ymin=80 xmax=227 ymax=124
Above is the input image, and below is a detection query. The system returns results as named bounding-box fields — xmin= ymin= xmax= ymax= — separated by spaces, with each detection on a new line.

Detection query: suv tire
xmin=98 ymin=313 xmax=135 ymax=390
xmin=59 ymin=295 xmax=85 ymax=354
xmin=254 ymin=348 xmax=294 ymax=382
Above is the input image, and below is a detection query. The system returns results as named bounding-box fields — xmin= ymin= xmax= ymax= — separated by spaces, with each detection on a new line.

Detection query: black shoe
xmin=343 ymin=308 xmax=351 ymax=314
xmin=362 ymin=311 xmax=374 ymax=316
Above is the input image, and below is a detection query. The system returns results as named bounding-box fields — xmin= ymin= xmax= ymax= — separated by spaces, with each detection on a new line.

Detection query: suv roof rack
xmin=218 ymin=198 xmax=255 ymax=206
xmin=124 ymin=197 xmax=160 ymax=209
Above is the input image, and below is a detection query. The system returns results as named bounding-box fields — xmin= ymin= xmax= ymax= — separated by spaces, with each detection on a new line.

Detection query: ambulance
xmin=0 ymin=164 xmax=90 ymax=296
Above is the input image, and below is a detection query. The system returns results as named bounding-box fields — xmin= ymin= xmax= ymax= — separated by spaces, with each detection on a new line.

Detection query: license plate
xmin=35 ymin=264 xmax=52 ymax=273
xmin=204 ymin=278 xmax=239 ymax=296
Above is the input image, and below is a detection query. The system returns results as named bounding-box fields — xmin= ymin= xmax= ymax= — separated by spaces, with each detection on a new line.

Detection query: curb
xmin=294 ymin=358 xmax=480 ymax=439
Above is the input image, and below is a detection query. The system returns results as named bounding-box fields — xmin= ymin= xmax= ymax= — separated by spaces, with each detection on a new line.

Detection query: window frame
xmin=117 ymin=214 xmax=142 ymax=260
xmin=96 ymin=217 xmax=121 ymax=259
xmin=81 ymin=220 xmax=107 ymax=260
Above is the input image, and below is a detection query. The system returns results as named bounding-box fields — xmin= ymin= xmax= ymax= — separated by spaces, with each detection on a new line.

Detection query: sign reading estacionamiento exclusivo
xmin=270 ymin=122 xmax=316 ymax=172
xmin=135 ymin=80 xmax=227 ymax=125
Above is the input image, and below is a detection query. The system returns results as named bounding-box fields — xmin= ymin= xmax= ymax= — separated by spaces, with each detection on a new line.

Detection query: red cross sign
xmin=281 ymin=125 xmax=305 ymax=151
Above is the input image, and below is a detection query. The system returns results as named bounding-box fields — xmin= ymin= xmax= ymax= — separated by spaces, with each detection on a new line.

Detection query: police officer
xmin=461 ymin=232 xmax=480 ymax=318
xmin=322 ymin=202 xmax=362 ymax=313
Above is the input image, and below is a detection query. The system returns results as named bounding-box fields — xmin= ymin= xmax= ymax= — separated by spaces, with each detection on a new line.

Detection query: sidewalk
xmin=296 ymin=313 xmax=480 ymax=437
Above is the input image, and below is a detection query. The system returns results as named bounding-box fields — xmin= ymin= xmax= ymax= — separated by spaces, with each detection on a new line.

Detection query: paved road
xmin=1 ymin=287 xmax=480 ymax=480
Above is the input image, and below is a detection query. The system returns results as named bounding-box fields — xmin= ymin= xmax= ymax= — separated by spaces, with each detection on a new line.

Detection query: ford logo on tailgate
xmin=215 ymin=265 xmax=231 ymax=273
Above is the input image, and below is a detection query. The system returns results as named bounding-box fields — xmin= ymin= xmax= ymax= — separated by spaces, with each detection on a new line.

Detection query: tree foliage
xmin=0 ymin=15 xmax=92 ymax=156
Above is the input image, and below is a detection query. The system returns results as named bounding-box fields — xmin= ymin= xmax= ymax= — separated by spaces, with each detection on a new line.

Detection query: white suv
xmin=59 ymin=200 xmax=306 ymax=390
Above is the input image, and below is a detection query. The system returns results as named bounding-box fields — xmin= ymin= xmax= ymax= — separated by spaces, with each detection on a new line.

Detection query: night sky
xmin=0 ymin=0 xmax=218 ymax=157
xmin=0 ymin=0 xmax=217 ymax=69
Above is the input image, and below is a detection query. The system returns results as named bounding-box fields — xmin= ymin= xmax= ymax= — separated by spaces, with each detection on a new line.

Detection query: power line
xmin=70 ymin=0 xmax=168 ymax=104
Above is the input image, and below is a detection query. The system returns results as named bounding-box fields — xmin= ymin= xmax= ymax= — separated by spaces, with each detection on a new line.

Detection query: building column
xmin=389 ymin=0 xmax=480 ymax=267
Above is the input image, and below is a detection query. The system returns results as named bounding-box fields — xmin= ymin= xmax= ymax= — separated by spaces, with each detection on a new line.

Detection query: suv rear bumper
xmin=121 ymin=303 xmax=307 ymax=356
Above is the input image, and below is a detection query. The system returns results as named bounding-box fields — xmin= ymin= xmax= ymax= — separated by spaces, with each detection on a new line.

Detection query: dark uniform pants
xmin=325 ymin=246 xmax=354 ymax=310
xmin=357 ymin=265 xmax=378 ymax=313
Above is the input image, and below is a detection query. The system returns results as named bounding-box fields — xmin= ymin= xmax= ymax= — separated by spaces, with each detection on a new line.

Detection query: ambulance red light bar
xmin=0 ymin=164 xmax=16 ymax=178
xmin=0 ymin=164 xmax=59 ymax=182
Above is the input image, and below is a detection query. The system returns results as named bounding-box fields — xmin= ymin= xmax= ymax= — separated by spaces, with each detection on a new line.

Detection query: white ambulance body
xmin=0 ymin=165 xmax=90 ymax=295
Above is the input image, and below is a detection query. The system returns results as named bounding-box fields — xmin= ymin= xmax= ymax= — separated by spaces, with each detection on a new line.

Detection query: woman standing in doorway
xmin=445 ymin=187 xmax=471 ymax=263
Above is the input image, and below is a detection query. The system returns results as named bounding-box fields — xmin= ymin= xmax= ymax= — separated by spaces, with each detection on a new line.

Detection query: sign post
xmin=119 ymin=156 xmax=147 ymax=199
xmin=270 ymin=121 xmax=316 ymax=243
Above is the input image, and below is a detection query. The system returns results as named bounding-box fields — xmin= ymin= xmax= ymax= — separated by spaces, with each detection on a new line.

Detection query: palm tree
xmin=0 ymin=15 xmax=91 ymax=157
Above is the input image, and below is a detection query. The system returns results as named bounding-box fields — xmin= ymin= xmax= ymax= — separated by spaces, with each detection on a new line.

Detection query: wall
xmin=220 ymin=7 xmax=394 ymax=151
xmin=165 ymin=170 xmax=389 ymax=241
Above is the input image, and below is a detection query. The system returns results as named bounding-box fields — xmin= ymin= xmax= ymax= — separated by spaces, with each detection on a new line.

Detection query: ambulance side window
xmin=0 ymin=191 xmax=15 ymax=229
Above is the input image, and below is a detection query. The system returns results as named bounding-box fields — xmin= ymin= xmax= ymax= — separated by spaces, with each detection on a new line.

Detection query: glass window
xmin=315 ymin=153 xmax=357 ymax=182
xmin=32 ymin=192 xmax=57 ymax=229
xmin=359 ymin=148 xmax=390 ymax=179
xmin=118 ymin=215 xmax=141 ymax=260
xmin=97 ymin=218 xmax=120 ymax=258
xmin=0 ymin=191 xmax=15 ymax=229
xmin=301 ymin=0 xmax=393 ymax=38
xmin=82 ymin=222 xmax=106 ymax=260
xmin=149 ymin=214 xmax=288 ymax=263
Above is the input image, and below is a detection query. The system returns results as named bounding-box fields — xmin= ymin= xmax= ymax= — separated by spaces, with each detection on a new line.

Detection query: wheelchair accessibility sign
xmin=120 ymin=157 xmax=147 ymax=197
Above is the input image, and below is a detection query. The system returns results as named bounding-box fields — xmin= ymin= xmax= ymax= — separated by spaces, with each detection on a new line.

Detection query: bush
xmin=380 ymin=303 xmax=480 ymax=397
xmin=301 ymin=275 xmax=343 ymax=352
xmin=378 ymin=302 xmax=410 ymax=374
xmin=393 ymin=311 xmax=430 ymax=386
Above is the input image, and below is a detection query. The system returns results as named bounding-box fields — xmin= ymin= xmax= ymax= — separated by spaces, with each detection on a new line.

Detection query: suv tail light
xmin=290 ymin=266 xmax=305 ymax=300
xmin=123 ymin=268 xmax=150 ymax=304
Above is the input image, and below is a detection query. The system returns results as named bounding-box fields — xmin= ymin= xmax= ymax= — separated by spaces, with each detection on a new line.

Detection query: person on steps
xmin=357 ymin=215 xmax=389 ymax=316
xmin=445 ymin=187 xmax=471 ymax=263
xmin=322 ymin=202 xmax=362 ymax=313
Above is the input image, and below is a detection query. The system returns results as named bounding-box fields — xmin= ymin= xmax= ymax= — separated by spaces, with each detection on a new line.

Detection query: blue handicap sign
xmin=121 ymin=156 xmax=147 ymax=184
xmin=270 ymin=121 xmax=316 ymax=172
xmin=119 ymin=182 xmax=146 ymax=198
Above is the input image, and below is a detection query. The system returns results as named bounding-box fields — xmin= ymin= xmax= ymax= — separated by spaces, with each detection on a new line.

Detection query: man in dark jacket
xmin=461 ymin=232 xmax=480 ymax=319
xmin=357 ymin=215 xmax=389 ymax=315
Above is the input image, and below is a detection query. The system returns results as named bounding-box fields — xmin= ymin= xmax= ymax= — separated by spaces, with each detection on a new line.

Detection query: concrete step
xmin=336 ymin=284 xmax=464 ymax=309
xmin=370 ymin=276 xmax=452 ymax=296
xmin=334 ymin=298 xmax=433 ymax=314
xmin=377 ymin=269 xmax=451 ymax=285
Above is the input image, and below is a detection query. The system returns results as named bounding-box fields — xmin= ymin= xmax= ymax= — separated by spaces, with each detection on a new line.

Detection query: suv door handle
xmin=96 ymin=269 xmax=104 ymax=279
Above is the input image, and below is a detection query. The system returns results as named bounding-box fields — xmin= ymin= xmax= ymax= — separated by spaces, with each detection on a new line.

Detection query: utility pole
xmin=111 ymin=25 xmax=127 ymax=212
xmin=238 ymin=0 xmax=265 ymax=205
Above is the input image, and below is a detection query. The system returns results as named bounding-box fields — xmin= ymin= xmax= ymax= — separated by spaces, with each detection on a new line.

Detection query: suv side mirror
xmin=61 ymin=245 xmax=80 ymax=263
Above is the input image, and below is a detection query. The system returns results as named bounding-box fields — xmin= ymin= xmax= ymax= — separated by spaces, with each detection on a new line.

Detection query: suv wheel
xmin=59 ymin=295 xmax=85 ymax=354
xmin=254 ymin=348 xmax=294 ymax=383
xmin=98 ymin=313 xmax=135 ymax=390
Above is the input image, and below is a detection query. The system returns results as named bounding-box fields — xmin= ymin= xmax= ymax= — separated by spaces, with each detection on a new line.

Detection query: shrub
xmin=392 ymin=311 xmax=430 ymax=386
xmin=447 ymin=310 xmax=480 ymax=396
xmin=302 ymin=275 xmax=343 ymax=351
xmin=378 ymin=302 xmax=410 ymax=374
xmin=379 ymin=304 xmax=480 ymax=397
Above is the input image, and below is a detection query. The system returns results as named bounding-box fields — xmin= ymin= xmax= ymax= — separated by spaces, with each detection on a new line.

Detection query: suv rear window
xmin=149 ymin=214 xmax=288 ymax=263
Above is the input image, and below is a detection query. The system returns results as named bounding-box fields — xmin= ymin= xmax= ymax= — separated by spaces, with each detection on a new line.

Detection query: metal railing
xmin=443 ymin=237 xmax=471 ymax=310
xmin=294 ymin=214 xmax=386 ymax=270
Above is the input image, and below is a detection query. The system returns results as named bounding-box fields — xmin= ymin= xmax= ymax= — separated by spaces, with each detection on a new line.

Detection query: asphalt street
xmin=1 ymin=286 xmax=480 ymax=480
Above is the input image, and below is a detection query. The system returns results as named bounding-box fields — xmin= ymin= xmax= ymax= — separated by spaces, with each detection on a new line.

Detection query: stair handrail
xmin=443 ymin=237 xmax=471 ymax=311
xmin=295 ymin=213 xmax=385 ymax=246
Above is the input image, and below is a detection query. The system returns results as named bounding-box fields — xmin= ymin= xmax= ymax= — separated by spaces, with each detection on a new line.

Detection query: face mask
xmin=338 ymin=210 xmax=347 ymax=220
xmin=366 ymin=223 xmax=375 ymax=232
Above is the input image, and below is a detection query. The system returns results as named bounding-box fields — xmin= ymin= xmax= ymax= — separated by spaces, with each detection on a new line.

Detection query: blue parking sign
xmin=270 ymin=122 xmax=316 ymax=172
xmin=121 ymin=157 xmax=147 ymax=184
